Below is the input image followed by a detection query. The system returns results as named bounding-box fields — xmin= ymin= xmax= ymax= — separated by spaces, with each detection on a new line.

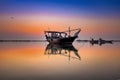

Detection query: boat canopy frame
xmin=44 ymin=28 xmax=81 ymax=38
xmin=44 ymin=31 xmax=67 ymax=38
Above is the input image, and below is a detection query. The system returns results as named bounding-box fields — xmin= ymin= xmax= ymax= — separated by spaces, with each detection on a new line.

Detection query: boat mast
xmin=69 ymin=27 xmax=70 ymax=37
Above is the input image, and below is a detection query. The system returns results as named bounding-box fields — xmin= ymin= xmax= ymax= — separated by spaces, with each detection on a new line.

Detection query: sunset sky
xmin=0 ymin=0 xmax=120 ymax=39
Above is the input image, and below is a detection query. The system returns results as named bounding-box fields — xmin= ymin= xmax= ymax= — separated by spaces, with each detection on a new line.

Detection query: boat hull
xmin=47 ymin=36 xmax=77 ymax=44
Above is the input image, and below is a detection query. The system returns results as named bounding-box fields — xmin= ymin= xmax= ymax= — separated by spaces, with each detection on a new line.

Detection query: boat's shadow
xmin=44 ymin=43 xmax=81 ymax=60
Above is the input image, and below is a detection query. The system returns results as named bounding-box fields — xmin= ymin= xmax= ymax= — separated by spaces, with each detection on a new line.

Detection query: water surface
xmin=0 ymin=41 xmax=120 ymax=80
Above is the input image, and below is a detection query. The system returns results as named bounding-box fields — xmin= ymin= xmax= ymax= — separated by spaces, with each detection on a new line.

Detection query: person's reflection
xmin=44 ymin=44 xmax=80 ymax=60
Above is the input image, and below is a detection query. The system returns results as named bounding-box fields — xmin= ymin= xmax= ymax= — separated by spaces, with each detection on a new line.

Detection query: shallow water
xmin=0 ymin=41 xmax=120 ymax=80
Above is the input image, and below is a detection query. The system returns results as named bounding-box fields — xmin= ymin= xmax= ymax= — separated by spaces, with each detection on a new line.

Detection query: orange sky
xmin=0 ymin=15 xmax=120 ymax=39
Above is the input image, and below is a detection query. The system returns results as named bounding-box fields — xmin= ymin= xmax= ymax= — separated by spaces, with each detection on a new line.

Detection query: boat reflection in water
xmin=44 ymin=44 xmax=80 ymax=61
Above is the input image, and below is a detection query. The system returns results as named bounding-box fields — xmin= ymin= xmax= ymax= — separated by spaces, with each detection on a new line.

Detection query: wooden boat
xmin=44 ymin=27 xmax=81 ymax=44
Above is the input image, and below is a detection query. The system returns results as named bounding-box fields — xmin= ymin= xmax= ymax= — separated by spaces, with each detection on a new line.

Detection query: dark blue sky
xmin=0 ymin=0 xmax=120 ymax=17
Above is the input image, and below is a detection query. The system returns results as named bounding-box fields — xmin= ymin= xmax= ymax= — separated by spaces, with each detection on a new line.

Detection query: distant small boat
xmin=98 ymin=38 xmax=112 ymax=45
xmin=44 ymin=27 xmax=81 ymax=44
xmin=90 ymin=38 xmax=99 ymax=45
xmin=90 ymin=38 xmax=113 ymax=46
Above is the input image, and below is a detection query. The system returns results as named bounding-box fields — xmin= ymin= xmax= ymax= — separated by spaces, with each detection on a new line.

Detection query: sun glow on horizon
xmin=0 ymin=14 xmax=120 ymax=39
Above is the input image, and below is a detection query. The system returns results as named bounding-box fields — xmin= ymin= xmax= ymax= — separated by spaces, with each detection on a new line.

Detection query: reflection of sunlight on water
xmin=0 ymin=42 xmax=120 ymax=79
xmin=73 ymin=41 xmax=86 ymax=50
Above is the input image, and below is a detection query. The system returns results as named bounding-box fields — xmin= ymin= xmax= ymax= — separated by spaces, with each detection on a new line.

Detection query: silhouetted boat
xmin=44 ymin=44 xmax=80 ymax=60
xmin=98 ymin=38 xmax=112 ymax=45
xmin=90 ymin=38 xmax=99 ymax=45
xmin=44 ymin=27 xmax=81 ymax=44
xmin=89 ymin=38 xmax=113 ymax=46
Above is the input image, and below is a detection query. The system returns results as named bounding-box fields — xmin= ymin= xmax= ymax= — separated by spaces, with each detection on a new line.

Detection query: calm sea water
xmin=0 ymin=41 xmax=120 ymax=80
